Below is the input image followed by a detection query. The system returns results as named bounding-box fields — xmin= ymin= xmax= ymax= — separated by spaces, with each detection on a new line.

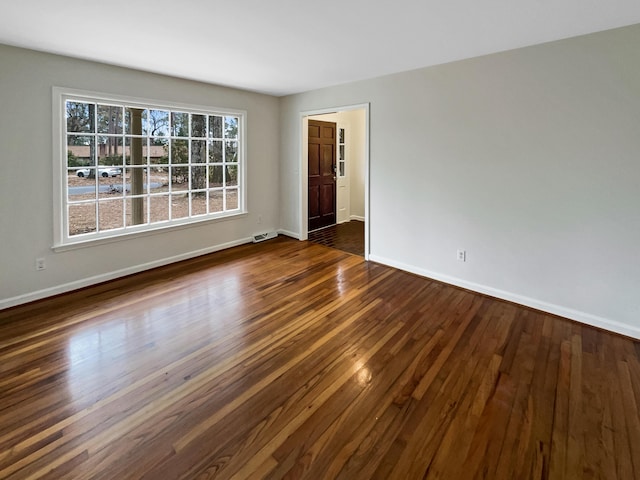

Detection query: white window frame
xmin=52 ymin=87 xmax=247 ymax=250
xmin=337 ymin=125 xmax=347 ymax=178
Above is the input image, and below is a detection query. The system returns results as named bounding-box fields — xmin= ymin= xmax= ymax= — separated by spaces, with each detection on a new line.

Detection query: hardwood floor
xmin=1 ymin=237 xmax=639 ymax=479
xmin=308 ymin=221 xmax=365 ymax=256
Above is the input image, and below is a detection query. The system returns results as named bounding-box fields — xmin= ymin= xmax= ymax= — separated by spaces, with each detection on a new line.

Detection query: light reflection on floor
xmin=65 ymin=270 xmax=243 ymax=406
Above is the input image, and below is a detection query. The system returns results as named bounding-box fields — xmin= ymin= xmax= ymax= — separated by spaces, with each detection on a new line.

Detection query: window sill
xmin=52 ymin=211 xmax=247 ymax=252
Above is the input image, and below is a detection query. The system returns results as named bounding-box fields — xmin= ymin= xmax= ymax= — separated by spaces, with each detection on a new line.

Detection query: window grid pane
xmin=62 ymin=95 xmax=243 ymax=241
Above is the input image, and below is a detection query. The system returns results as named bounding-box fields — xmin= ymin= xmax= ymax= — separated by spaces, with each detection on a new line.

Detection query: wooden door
xmin=308 ymin=119 xmax=337 ymax=231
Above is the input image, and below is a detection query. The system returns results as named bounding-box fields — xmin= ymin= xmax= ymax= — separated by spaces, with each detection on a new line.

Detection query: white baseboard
xmin=350 ymin=215 xmax=365 ymax=222
xmin=278 ymin=229 xmax=301 ymax=240
xmin=368 ymin=254 xmax=640 ymax=340
xmin=7 ymin=240 xmax=636 ymax=340
xmin=1 ymin=237 xmax=253 ymax=310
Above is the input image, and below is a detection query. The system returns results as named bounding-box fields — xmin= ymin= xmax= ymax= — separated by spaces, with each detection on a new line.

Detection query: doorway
xmin=301 ymin=105 xmax=369 ymax=259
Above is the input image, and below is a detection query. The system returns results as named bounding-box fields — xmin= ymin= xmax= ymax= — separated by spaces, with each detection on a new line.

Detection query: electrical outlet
xmin=36 ymin=258 xmax=46 ymax=271
xmin=457 ymin=250 xmax=466 ymax=262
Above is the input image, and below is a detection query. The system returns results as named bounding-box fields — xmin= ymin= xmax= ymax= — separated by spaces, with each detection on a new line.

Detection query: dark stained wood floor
xmin=1 ymin=237 xmax=639 ymax=479
xmin=308 ymin=220 xmax=364 ymax=256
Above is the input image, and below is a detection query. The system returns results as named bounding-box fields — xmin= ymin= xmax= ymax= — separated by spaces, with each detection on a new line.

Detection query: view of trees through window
xmin=64 ymin=97 xmax=242 ymax=238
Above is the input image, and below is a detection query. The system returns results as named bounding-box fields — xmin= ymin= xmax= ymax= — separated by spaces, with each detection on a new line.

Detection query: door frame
xmin=299 ymin=103 xmax=370 ymax=260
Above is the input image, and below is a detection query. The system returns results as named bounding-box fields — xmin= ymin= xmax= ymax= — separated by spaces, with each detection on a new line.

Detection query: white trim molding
xmin=278 ymin=229 xmax=301 ymax=240
xmin=369 ymin=254 xmax=640 ymax=340
xmin=0 ymin=237 xmax=252 ymax=310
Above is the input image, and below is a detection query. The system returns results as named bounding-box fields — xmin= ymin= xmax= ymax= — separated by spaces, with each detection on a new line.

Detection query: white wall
xmin=342 ymin=109 xmax=366 ymax=220
xmin=308 ymin=114 xmax=338 ymax=122
xmin=0 ymin=44 xmax=280 ymax=307
xmin=280 ymin=25 xmax=640 ymax=338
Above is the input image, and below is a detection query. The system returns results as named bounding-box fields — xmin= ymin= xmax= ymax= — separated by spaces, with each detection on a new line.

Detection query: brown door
xmin=308 ymin=119 xmax=337 ymax=231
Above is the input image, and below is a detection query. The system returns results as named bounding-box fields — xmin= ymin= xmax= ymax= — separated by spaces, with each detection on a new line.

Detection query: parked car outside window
xmin=76 ymin=168 xmax=122 ymax=178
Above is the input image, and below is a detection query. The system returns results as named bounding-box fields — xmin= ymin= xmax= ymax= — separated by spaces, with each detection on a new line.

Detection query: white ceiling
xmin=2 ymin=1 xmax=640 ymax=96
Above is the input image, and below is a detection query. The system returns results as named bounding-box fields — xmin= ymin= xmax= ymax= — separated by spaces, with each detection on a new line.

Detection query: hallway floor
xmin=308 ymin=220 xmax=364 ymax=256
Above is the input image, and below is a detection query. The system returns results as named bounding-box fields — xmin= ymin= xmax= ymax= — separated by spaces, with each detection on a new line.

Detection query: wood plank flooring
xmin=308 ymin=221 xmax=365 ymax=256
xmin=0 ymin=237 xmax=639 ymax=479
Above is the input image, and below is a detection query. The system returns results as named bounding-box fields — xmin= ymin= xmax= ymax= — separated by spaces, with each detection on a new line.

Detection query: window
xmin=338 ymin=127 xmax=346 ymax=177
xmin=53 ymin=88 xmax=246 ymax=247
